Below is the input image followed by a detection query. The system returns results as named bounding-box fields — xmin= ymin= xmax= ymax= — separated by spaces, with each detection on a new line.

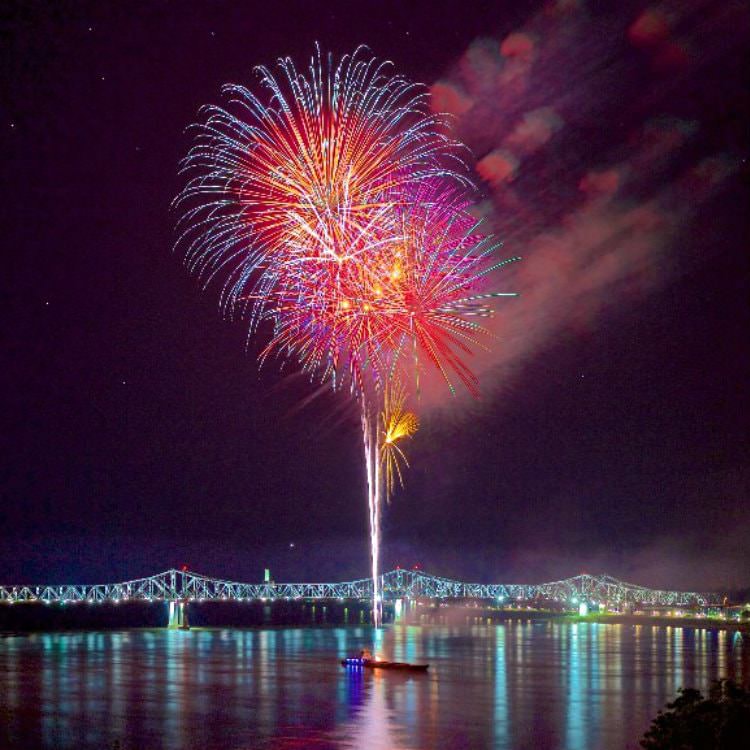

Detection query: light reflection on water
xmin=0 ymin=622 xmax=747 ymax=749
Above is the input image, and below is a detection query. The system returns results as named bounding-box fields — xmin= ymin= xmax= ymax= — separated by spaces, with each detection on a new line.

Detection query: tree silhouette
xmin=641 ymin=679 xmax=750 ymax=749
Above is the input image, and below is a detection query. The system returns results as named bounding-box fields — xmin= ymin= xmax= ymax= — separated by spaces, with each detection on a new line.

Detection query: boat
xmin=341 ymin=657 xmax=429 ymax=672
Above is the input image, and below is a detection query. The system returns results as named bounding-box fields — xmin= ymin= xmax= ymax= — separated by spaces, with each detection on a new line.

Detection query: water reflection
xmin=566 ymin=623 xmax=583 ymax=749
xmin=337 ymin=671 xmax=415 ymax=750
xmin=493 ymin=626 xmax=508 ymax=748
xmin=0 ymin=623 xmax=747 ymax=749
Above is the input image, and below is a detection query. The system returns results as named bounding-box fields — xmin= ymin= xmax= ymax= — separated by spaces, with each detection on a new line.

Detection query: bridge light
xmin=578 ymin=602 xmax=588 ymax=616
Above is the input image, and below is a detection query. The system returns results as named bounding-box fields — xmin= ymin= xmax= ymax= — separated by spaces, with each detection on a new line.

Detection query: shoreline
xmin=564 ymin=612 xmax=749 ymax=632
xmin=453 ymin=607 xmax=749 ymax=632
xmin=1 ymin=613 xmax=747 ymax=635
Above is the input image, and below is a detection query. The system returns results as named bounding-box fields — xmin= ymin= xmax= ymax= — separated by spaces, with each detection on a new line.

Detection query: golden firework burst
xmin=380 ymin=380 xmax=419 ymax=501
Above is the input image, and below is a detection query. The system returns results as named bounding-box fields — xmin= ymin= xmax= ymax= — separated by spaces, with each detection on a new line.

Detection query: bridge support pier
xmin=168 ymin=600 xmax=190 ymax=630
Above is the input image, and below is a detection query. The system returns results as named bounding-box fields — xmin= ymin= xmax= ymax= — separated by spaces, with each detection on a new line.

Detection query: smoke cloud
xmin=419 ymin=0 xmax=744 ymax=407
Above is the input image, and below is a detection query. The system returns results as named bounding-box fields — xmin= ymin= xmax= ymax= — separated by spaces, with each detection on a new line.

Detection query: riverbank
xmin=450 ymin=606 xmax=749 ymax=632
xmin=1 ymin=601 xmax=747 ymax=633
xmin=564 ymin=612 xmax=749 ymax=632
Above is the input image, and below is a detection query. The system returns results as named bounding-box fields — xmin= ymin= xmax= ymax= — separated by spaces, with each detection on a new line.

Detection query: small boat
xmin=341 ymin=657 xmax=429 ymax=672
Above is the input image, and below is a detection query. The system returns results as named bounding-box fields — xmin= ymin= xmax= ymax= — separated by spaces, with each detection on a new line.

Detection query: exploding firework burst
xmin=175 ymin=46 xmax=518 ymax=627
xmin=176 ymin=45 xmax=469 ymax=369
xmin=380 ymin=379 xmax=419 ymax=502
xmin=261 ymin=185 xmax=519 ymax=398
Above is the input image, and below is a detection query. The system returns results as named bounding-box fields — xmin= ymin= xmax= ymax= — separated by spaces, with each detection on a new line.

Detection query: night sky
xmin=2 ymin=1 xmax=748 ymax=591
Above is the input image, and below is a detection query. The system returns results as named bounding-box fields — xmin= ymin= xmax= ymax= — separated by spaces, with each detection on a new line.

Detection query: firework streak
xmin=175 ymin=46 xmax=518 ymax=627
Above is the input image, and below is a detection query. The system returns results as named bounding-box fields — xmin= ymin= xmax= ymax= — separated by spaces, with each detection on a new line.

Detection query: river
xmin=1 ymin=621 xmax=747 ymax=749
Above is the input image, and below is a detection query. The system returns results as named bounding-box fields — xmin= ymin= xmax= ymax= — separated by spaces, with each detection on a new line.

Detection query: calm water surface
xmin=1 ymin=622 xmax=747 ymax=749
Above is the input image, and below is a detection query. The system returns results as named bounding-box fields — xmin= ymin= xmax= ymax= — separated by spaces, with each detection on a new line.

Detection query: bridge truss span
xmin=0 ymin=568 xmax=720 ymax=608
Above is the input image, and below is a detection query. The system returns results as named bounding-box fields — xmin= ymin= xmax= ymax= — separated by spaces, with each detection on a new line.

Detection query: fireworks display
xmin=380 ymin=378 xmax=419 ymax=502
xmin=176 ymin=46 xmax=518 ymax=626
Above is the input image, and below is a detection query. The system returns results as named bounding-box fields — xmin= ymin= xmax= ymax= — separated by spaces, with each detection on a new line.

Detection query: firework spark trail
xmin=176 ymin=46 xmax=518 ymax=630
xmin=361 ymin=395 xmax=382 ymax=626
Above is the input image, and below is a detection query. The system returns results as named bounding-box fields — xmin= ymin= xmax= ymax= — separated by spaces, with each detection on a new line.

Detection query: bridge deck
xmin=0 ymin=569 xmax=719 ymax=607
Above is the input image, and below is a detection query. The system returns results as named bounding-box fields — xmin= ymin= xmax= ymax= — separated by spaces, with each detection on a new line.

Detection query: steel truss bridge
xmin=0 ymin=568 xmax=719 ymax=608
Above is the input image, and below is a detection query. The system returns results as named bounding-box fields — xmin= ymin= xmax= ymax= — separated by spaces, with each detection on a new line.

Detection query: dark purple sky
xmin=2 ymin=1 xmax=748 ymax=590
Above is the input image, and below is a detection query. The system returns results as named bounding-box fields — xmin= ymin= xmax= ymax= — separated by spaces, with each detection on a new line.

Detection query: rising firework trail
xmin=175 ymin=46 xmax=518 ymax=628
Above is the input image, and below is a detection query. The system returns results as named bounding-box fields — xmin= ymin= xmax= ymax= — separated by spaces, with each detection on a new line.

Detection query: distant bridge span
xmin=0 ymin=568 xmax=720 ymax=608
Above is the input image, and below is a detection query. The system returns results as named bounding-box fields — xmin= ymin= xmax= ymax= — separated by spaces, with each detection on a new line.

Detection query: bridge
xmin=0 ymin=568 xmax=719 ymax=617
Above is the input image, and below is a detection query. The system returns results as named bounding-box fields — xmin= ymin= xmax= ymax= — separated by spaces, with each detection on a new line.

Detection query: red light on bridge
xmin=181 ymin=564 xmax=189 ymax=572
